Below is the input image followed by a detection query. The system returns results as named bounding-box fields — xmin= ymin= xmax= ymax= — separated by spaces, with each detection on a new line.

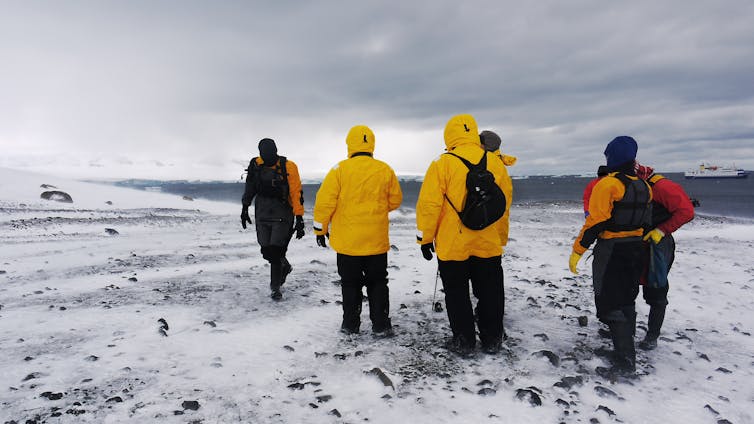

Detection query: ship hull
xmin=684 ymin=173 xmax=748 ymax=179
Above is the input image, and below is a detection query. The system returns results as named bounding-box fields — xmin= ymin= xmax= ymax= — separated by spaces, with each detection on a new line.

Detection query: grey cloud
xmin=1 ymin=0 xmax=753 ymax=178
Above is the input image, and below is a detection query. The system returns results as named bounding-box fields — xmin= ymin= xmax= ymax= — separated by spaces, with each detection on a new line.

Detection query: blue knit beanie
xmin=604 ymin=136 xmax=638 ymax=169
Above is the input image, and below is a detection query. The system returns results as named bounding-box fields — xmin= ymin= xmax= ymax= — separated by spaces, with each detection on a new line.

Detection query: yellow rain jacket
xmin=416 ymin=114 xmax=513 ymax=261
xmin=488 ymin=149 xmax=516 ymax=248
xmin=313 ymin=125 xmax=403 ymax=256
xmin=493 ymin=150 xmax=518 ymax=167
xmin=572 ymin=172 xmax=652 ymax=255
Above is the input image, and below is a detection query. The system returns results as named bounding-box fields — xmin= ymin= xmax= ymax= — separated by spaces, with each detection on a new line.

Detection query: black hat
xmin=597 ymin=165 xmax=609 ymax=177
xmin=480 ymin=130 xmax=502 ymax=152
xmin=258 ymin=138 xmax=278 ymax=165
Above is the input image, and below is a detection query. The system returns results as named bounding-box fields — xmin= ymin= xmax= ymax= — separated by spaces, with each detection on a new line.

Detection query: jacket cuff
xmin=416 ymin=230 xmax=432 ymax=245
xmin=313 ymin=220 xmax=327 ymax=235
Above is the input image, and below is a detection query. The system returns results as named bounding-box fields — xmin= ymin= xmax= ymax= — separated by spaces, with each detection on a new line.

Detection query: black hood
xmin=258 ymin=138 xmax=279 ymax=165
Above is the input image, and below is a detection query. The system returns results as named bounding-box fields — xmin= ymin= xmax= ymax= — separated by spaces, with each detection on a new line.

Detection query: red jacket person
xmin=635 ymin=163 xmax=695 ymax=350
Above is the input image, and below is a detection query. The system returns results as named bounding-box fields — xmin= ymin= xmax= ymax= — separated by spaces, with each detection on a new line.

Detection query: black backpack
xmin=444 ymin=152 xmax=507 ymax=230
xmin=249 ymin=156 xmax=289 ymax=202
xmin=606 ymin=172 xmax=651 ymax=232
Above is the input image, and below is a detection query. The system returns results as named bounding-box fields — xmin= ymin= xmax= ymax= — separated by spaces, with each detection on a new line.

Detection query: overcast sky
xmin=2 ymin=1 xmax=753 ymax=180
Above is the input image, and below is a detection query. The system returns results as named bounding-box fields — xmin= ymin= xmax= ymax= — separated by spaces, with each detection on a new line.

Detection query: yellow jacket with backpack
xmin=416 ymin=114 xmax=513 ymax=261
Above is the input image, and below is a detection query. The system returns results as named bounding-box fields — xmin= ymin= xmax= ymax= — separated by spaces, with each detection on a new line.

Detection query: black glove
xmin=316 ymin=234 xmax=328 ymax=248
xmin=421 ymin=242 xmax=435 ymax=261
xmin=294 ymin=215 xmax=305 ymax=239
xmin=241 ymin=207 xmax=251 ymax=229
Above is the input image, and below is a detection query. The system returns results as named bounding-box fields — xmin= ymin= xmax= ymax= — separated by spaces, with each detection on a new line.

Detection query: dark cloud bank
xmin=1 ymin=1 xmax=753 ymax=178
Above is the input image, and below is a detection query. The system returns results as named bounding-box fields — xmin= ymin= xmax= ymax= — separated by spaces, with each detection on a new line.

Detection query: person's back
xmin=247 ymin=156 xmax=301 ymax=222
xmin=317 ymin=157 xmax=400 ymax=255
xmin=314 ymin=126 xmax=402 ymax=256
xmin=417 ymin=124 xmax=510 ymax=261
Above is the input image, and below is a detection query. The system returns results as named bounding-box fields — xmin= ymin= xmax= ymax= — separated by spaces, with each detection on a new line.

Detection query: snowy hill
xmin=0 ymin=167 xmax=235 ymax=214
xmin=0 ymin=168 xmax=753 ymax=423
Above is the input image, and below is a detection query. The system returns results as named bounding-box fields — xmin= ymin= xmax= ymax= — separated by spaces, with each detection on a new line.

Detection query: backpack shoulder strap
xmin=445 ymin=151 xmax=487 ymax=169
xmin=612 ymin=172 xmax=630 ymax=186
xmin=612 ymin=172 xmax=651 ymax=208
xmin=611 ymin=173 xmax=634 ymax=210
xmin=444 ymin=152 xmax=473 ymax=169
xmin=247 ymin=157 xmax=260 ymax=172
xmin=278 ymin=156 xmax=289 ymax=181
xmin=477 ymin=152 xmax=487 ymax=169
xmin=647 ymin=174 xmax=664 ymax=186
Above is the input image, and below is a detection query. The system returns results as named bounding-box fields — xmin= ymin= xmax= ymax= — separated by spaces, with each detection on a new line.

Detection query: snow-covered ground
xmin=1 ymin=167 xmax=752 ymax=424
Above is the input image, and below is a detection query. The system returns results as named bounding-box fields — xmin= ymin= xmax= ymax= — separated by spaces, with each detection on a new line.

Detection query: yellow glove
xmin=643 ymin=228 xmax=665 ymax=244
xmin=568 ymin=252 xmax=582 ymax=274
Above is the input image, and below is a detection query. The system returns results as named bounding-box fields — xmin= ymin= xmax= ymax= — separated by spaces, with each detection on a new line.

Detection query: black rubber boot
xmin=627 ymin=308 xmax=637 ymax=338
xmin=340 ymin=285 xmax=363 ymax=334
xmin=598 ymin=327 xmax=612 ymax=339
xmin=607 ymin=320 xmax=636 ymax=373
xmin=481 ymin=337 xmax=503 ymax=354
xmin=366 ymin=282 xmax=392 ymax=335
xmin=445 ymin=334 xmax=476 ymax=356
xmin=280 ymin=256 xmax=292 ymax=286
xmin=270 ymin=262 xmax=283 ymax=301
xmin=639 ymin=304 xmax=666 ymax=350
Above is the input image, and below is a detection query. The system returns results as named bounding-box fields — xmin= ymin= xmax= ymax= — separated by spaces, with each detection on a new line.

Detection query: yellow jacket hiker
xmin=416 ymin=116 xmax=513 ymax=261
xmin=415 ymin=114 xmax=511 ymax=355
xmin=313 ymin=125 xmax=403 ymax=256
xmin=313 ymin=125 xmax=402 ymax=336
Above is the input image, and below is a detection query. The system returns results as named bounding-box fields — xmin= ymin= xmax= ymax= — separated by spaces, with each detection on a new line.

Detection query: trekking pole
xmin=431 ymin=267 xmax=439 ymax=313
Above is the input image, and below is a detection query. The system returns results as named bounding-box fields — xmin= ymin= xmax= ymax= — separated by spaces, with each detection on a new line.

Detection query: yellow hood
xmin=346 ymin=125 xmax=375 ymax=157
xmin=443 ymin=114 xmax=479 ymax=151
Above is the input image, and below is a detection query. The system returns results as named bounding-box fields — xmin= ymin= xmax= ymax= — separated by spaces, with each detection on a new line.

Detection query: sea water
xmin=114 ymin=172 xmax=753 ymax=219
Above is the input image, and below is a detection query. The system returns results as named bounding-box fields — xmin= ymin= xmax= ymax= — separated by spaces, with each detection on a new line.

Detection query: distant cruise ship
xmin=684 ymin=164 xmax=748 ymax=179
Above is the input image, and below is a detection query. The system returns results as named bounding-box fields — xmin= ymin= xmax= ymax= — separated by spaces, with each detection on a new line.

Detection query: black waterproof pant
xmin=438 ymin=255 xmax=504 ymax=349
xmin=256 ymin=220 xmax=293 ymax=251
xmin=592 ymin=238 xmax=643 ymax=323
xmin=337 ymin=253 xmax=391 ymax=333
xmin=641 ymin=235 xmax=676 ymax=341
xmin=258 ymin=224 xmax=294 ymax=293
xmin=643 ymin=283 xmax=670 ymax=306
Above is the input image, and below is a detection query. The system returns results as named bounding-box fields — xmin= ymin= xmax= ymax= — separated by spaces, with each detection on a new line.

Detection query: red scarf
xmin=634 ymin=162 xmax=654 ymax=180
